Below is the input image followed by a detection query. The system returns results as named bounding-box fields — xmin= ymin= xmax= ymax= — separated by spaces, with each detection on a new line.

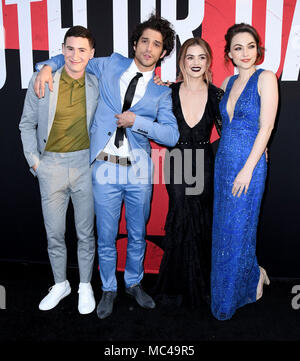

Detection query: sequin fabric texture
xmin=211 ymin=69 xmax=267 ymax=320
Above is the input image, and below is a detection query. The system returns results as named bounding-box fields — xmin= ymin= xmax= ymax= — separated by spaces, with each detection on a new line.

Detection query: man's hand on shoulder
xmin=115 ymin=111 xmax=136 ymax=128
xmin=34 ymin=65 xmax=53 ymax=98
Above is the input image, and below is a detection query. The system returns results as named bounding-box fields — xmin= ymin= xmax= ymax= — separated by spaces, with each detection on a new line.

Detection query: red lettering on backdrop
xmin=3 ymin=0 xmax=298 ymax=72
xmin=276 ymin=0 xmax=297 ymax=78
xmin=3 ymin=0 xmax=48 ymax=50
xmin=252 ymin=0 xmax=267 ymax=64
xmin=3 ymin=0 xmax=19 ymax=49
xmin=31 ymin=0 xmax=48 ymax=50
xmin=201 ymin=0 xmax=235 ymax=143
xmin=201 ymin=0 xmax=235 ymax=87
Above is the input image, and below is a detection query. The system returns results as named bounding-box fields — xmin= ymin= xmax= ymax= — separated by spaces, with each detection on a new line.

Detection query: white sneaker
xmin=78 ymin=282 xmax=95 ymax=314
xmin=39 ymin=280 xmax=71 ymax=311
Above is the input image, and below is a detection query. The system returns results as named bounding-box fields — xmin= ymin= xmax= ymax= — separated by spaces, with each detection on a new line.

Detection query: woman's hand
xmin=153 ymin=75 xmax=172 ymax=87
xmin=232 ymin=167 xmax=253 ymax=197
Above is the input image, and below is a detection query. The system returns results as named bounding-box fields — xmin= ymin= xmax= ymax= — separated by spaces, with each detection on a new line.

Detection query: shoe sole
xmin=79 ymin=301 xmax=96 ymax=315
xmin=39 ymin=286 xmax=71 ymax=311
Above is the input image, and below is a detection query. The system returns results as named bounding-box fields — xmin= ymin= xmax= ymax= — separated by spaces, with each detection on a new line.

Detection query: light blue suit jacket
xmin=19 ymin=67 xmax=99 ymax=175
xmin=38 ymin=53 xmax=179 ymax=178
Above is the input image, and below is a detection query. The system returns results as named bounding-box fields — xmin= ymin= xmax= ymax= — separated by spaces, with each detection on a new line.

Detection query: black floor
xmin=1 ymin=261 xmax=300 ymax=354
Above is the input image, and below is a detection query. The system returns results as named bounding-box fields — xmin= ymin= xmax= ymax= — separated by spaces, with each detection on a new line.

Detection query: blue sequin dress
xmin=211 ymin=69 xmax=267 ymax=320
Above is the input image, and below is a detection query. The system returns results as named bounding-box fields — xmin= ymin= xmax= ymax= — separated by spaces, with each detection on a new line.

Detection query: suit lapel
xmin=85 ymin=72 xmax=95 ymax=129
xmin=47 ymin=67 xmax=62 ymax=136
xmin=113 ymin=57 xmax=133 ymax=111
xmin=130 ymin=74 xmax=156 ymax=112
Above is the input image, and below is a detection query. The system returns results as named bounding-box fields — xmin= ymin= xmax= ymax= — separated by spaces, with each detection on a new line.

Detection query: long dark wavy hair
xmin=224 ymin=23 xmax=264 ymax=66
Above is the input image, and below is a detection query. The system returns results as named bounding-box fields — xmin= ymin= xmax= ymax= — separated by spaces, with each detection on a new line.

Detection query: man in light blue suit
xmin=35 ymin=15 xmax=179 ymax=319
xmin=20 ymin=26 xmax=99 ymax=314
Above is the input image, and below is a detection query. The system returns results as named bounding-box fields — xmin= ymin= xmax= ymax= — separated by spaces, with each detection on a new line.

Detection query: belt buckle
xmin=109 ymin=155 xmax=117 ymax=164
xmin=119 ymin=157 xmax=129 ymax=166
xmin=98 ymin=152 xmax=131 ymax=166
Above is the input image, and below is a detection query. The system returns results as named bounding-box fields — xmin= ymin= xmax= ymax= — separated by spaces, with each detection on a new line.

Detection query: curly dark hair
xmin=130 ymin=14 xmax=175 ymax=59
xmin=224 ymin=23 xmax=264 ymax=66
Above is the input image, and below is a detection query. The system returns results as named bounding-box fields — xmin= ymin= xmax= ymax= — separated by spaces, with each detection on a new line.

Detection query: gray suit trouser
xmin=37 ymin=149 xmax=95 ymax=283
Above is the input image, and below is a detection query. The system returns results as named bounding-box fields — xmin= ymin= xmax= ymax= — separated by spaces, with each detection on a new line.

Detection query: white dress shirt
xmin=102 ymin=60 xmax=154 ymax=157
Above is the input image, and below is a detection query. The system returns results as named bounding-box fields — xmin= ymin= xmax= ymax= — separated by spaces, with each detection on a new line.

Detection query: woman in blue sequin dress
xmin=211 ymin=24 xmax=278 ymax=320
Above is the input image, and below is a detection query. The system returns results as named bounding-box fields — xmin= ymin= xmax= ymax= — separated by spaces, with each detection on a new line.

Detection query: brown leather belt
xmin=96 ymin=151 xmax=132 ymax=166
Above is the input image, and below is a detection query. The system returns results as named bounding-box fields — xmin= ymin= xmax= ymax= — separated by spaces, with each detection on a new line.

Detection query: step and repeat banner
xmin=0 ymin=0 xmax=299 ymax=276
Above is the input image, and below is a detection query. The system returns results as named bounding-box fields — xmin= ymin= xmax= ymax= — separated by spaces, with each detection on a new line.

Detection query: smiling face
xmin=62 ymin=36 xmax=94 ymax=79
xmin=183 ymin=44 xmax=208 ymax=80
xmin=133 ymin=28 xmax=167 ymax=72
xmin=228 ymin=31 xmax=258 ymax=69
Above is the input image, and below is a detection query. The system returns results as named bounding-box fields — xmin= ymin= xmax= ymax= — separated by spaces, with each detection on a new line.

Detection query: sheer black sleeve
xmin=214 ymin=88 xmax=224 ymax=136
xmin=208 ymin=84 xmax=224 ymax=136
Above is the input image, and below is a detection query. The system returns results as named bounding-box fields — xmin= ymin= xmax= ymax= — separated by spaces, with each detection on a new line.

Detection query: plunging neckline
xmin=226 ymin=70 xmax=257 ymax=123
xmin=178 ymin=82 xmax=208 ymax=129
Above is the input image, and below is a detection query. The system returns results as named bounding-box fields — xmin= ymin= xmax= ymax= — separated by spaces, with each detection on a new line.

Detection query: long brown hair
xmin=177 ymin=37 xmax=212 ymax=84
xmin=224 ymin=23 xmax=264 ymax=66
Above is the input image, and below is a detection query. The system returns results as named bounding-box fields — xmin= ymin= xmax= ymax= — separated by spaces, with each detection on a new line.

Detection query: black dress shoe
xmin=125 ymin=284 xmax=156 ymax=309
xmin=96 ymin=291 xmax=117 ymax=319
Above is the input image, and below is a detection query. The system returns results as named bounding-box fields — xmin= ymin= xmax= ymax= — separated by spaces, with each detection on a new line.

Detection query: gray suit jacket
xmin=19 ymin=67 xmax=99 ymax=175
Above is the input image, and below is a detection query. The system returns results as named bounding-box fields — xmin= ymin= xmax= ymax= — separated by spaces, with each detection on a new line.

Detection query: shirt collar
xmin=129 ymin=60 xmax=154 ymax=83
xmin=61 ymin=67 xmax=85 ymax=87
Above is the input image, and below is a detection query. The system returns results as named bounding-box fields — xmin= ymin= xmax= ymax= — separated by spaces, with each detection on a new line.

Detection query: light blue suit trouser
xmin=37 ymin=149 xmax=95 ymax=283
xmin=92 ymin=160 xmax=152 ymax=291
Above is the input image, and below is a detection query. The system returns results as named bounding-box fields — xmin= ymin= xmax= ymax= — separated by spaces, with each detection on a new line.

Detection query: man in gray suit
xmin=19 ymin=26 xmax=99 ymax=314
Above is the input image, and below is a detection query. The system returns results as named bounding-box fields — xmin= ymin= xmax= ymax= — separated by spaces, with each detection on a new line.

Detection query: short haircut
xmin=177 ymin=37 xmax=213 ymax=84
xmin=130 ymin=14 xmax=175 ymax=59
xmin=224 ymin=23 xmax=264 ymax=65
xmin=63 ymin=25 xmax=95 ymax=49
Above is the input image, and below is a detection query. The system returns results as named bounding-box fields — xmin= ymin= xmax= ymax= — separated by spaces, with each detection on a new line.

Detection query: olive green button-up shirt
xmin=45 ymin=68 xmax=89 ymax=152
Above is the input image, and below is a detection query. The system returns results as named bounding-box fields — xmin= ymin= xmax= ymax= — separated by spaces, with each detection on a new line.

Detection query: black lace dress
xmin=154 ymin=81 xmax=223 ymax=308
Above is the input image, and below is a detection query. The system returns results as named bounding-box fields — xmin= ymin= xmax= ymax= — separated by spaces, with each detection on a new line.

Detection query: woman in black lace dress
xmin=154 ymin=38 xmax=223 ymax=307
